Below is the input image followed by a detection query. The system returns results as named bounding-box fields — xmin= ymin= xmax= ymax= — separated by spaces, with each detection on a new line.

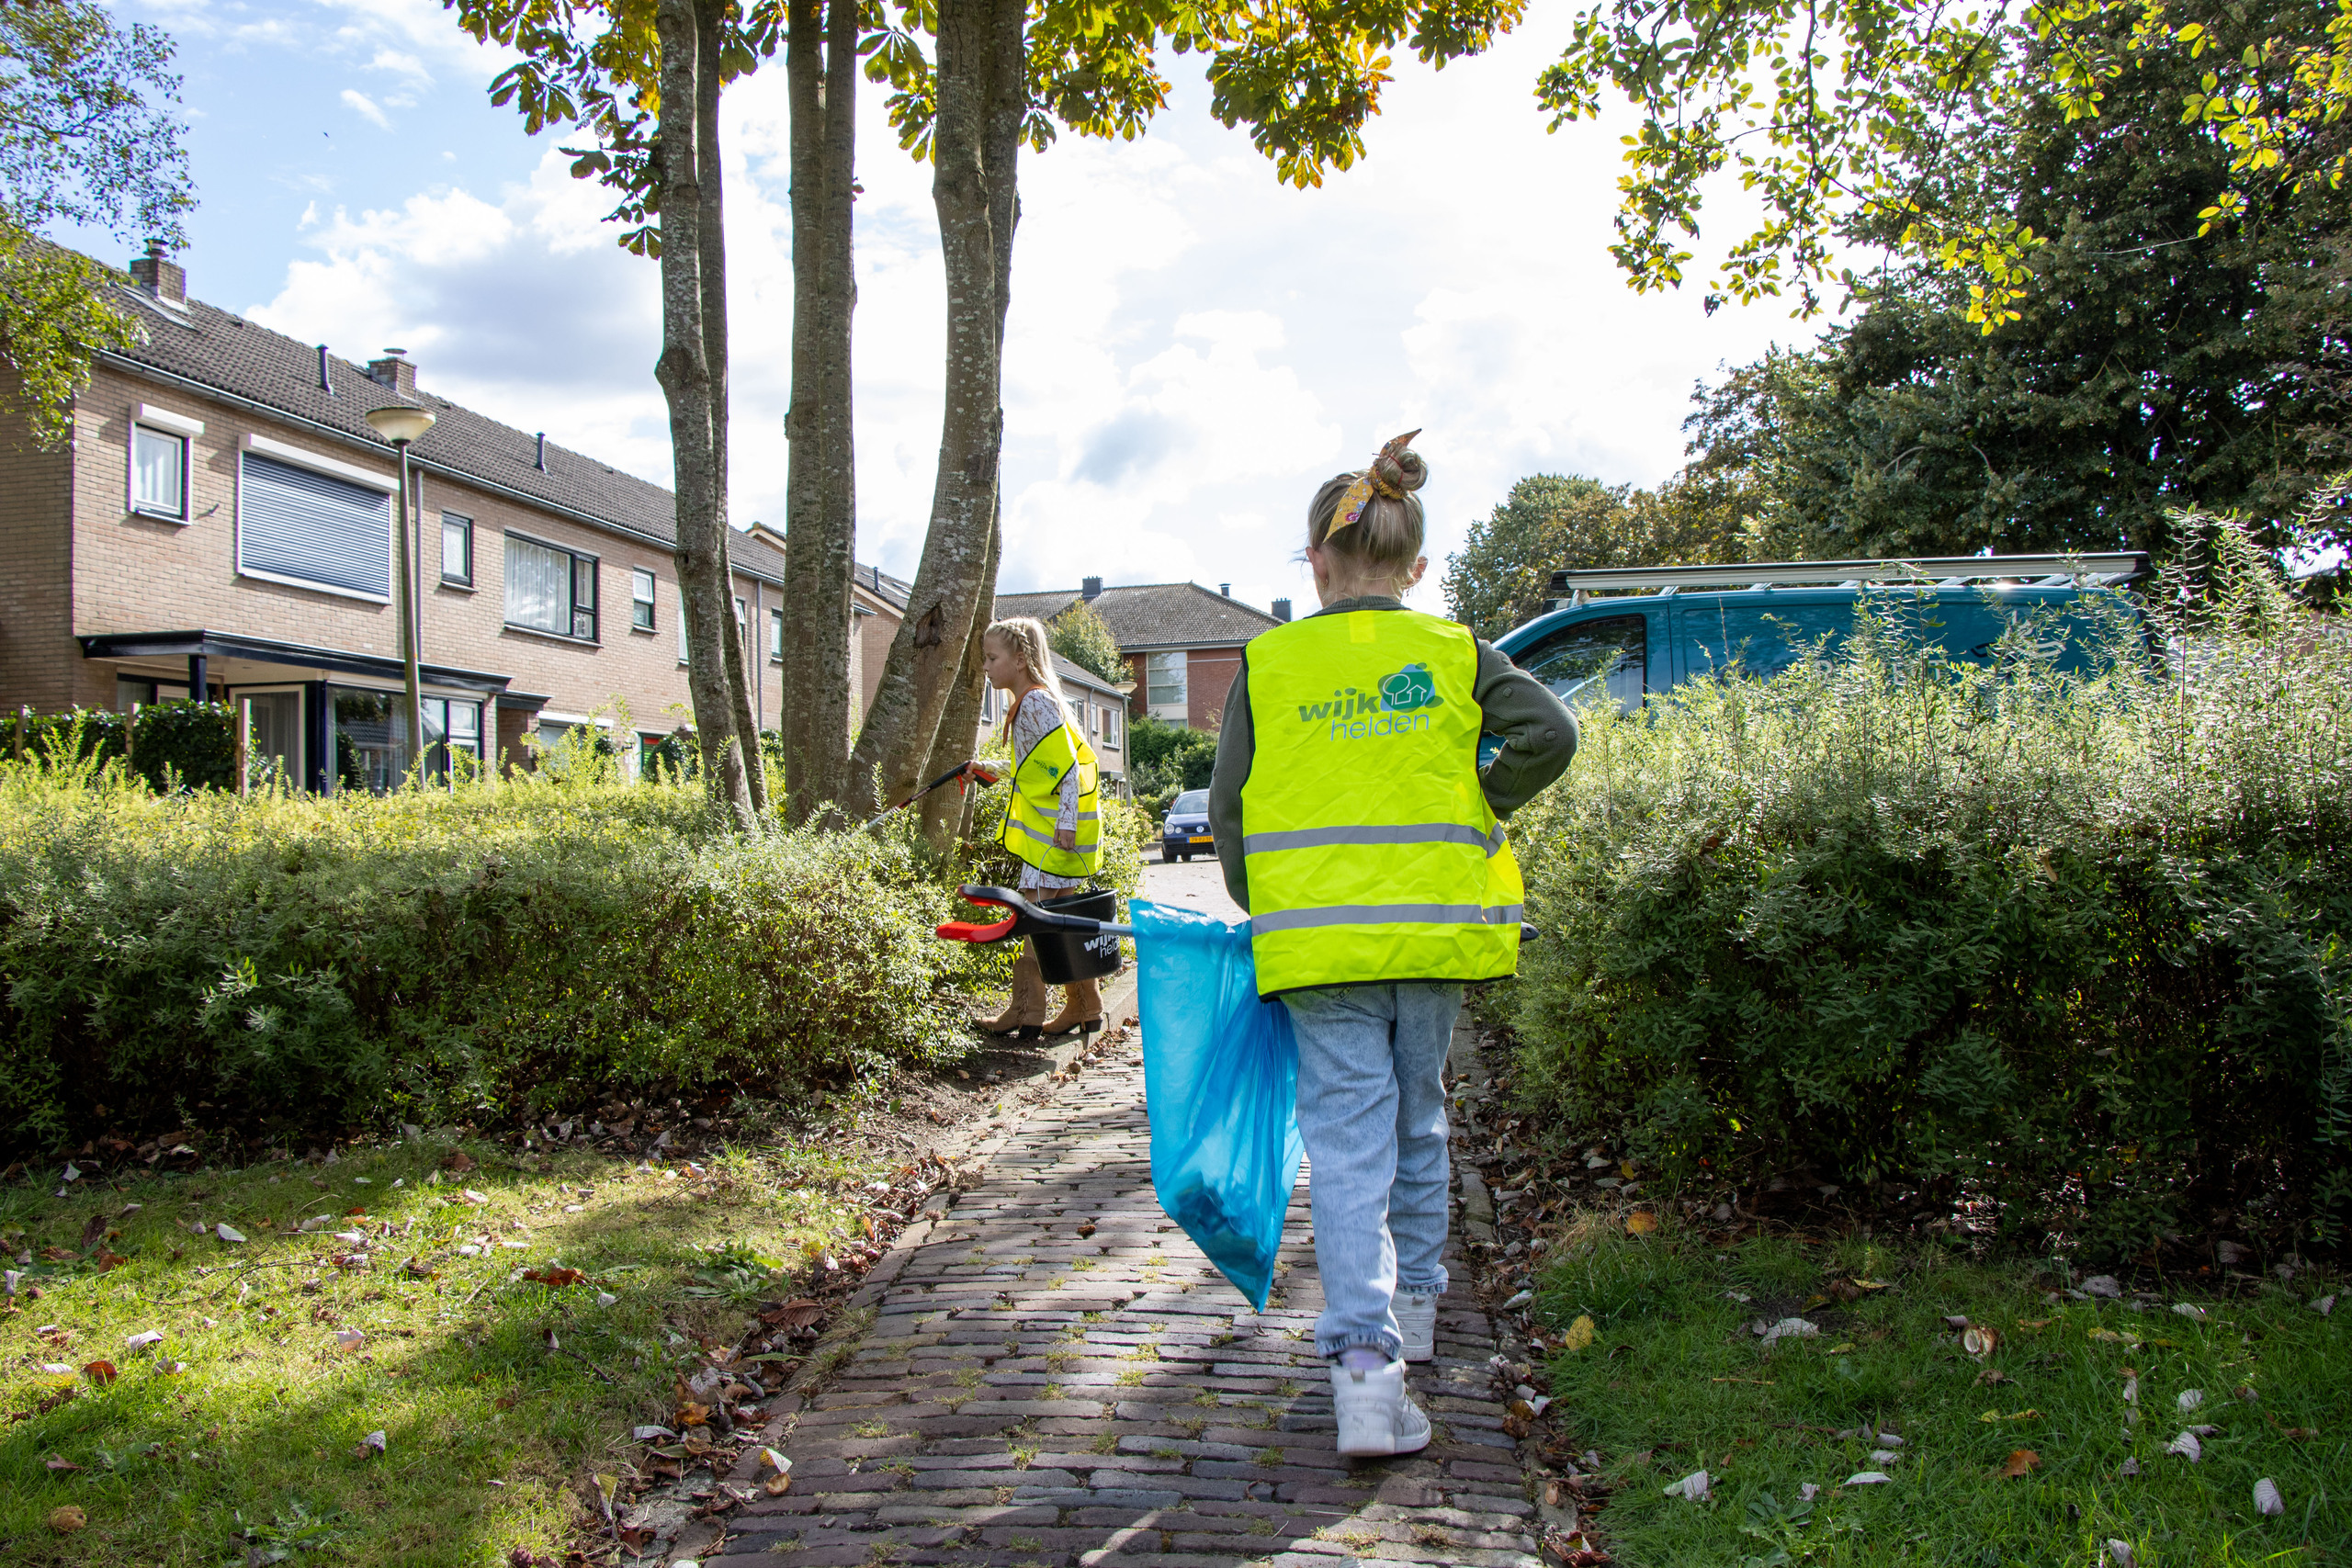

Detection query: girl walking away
xmin=976 ymin=617 xmax=1107 ymax=1041
xmin=1209 ymin=433 xmax=1578 ymax=1457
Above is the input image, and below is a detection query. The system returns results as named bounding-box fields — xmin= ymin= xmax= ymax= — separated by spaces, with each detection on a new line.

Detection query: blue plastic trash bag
xmin=1132 ymin=899 xmax=1305 ymax=1310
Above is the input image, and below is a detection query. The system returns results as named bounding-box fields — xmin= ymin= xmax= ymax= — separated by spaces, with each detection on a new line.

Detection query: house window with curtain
xmin=130 ymin=425 xmax=188 ymax=519
xmin=503 ymin=532 xmax=597 ymax=641
xmin=632 ymin=568 xmax=656 ymax=630
xmin=441 ymin=513 xmax=473 ymax=585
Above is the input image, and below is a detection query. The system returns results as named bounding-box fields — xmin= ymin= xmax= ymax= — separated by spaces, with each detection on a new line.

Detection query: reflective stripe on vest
xmin=1240 ymin=608 xmax=1522 ymax=997
xmin=997 ymin=708 xmax=1102 ymax=878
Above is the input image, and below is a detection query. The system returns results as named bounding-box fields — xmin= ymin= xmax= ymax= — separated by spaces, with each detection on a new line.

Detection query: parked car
xmin=1491 ymin=553 xmax=2149 ymax=723
xmin=1159 ymin=789 xmax=1214 ymax=863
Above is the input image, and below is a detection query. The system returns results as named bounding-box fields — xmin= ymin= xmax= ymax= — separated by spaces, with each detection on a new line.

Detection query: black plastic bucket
xmin=1032 ymin=888 xmax=1122 ymax=984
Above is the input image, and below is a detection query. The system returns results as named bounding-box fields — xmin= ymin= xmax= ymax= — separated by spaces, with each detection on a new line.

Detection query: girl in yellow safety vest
xmin=976 ymin=615 xmax=1105 ymax=1042
xmin=1207 ymin=433 xmax=1579 ymax=1457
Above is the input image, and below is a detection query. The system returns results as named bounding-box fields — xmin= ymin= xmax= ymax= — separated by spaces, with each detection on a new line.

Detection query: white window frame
xmin=232 ymin=682 xmax=308 ymax=788
xmin=1146 ymin=649 xmax=1188 ymax=721
xmin=129 ymin=407 xmax=198 ymax=522
xmin=234 ymin=434 xmax=397 ymax=604
xmin=1101 ymin=704 xmax=1121 ymax=747
xmin=631 ymin=568 xmax=657 ymax=632
xmin=769 ymin=605 xmax=785 ymax=664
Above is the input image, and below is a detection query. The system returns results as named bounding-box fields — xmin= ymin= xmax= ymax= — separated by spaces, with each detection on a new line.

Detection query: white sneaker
xmin=1395 ymin=1289 xmax=1440 ymax=1363
xmin=1331 ymin=1359 xmax=1432 ymax=1457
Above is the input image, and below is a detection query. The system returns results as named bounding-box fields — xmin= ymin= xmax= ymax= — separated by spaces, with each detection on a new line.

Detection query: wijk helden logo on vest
xmin=1295 ymin=662 xmax=1444 ymax=739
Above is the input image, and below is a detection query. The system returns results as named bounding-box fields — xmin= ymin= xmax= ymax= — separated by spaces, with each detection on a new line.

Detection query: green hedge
xmin=11 ymin=702 xmax=236 ymax=792
xmin=1498 ymin=528 xmax=2352 ymax=1258
xmin=0 ymin=769 xmax=978 ymax=1156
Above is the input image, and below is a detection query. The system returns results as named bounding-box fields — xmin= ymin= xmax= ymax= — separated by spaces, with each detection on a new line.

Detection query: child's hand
xmin=1054 ymin=828 xmax=1077 ymax=852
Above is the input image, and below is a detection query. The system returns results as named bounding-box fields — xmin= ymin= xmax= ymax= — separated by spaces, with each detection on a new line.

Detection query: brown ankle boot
xmin=978 ymin=948 xmax=1047 ymax=1039
xmin=1041 ymin=975 xmax=1102 ymax=1039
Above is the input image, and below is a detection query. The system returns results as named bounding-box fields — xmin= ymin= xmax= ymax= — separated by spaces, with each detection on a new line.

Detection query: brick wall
xmin=0 ymin=365 xmax=80 ymax=714
xmin=1186 ymin=649 xmax=1242 ymax=731
xmin=57 ymin=363 xmax=782 ymax=743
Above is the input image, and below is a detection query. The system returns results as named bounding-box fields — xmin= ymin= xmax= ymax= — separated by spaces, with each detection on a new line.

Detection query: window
xmin=769 ymin=606 xmax=785 ymax=664
xmin=631 ymin=569 xmax=657 ymax=631
xmin=1146 ymin=650 xmax=1187 ymax=719
xmin=441 ymin=513 xmax=474 ymax=585
xmin=504 ymin=533 xmax=598 ymax=640
xmin=330 ymin=687 xmax=405 ymax=794
xmin=421 ymin=696 xmax=483 ymax=781
xmin=678 ymin=600 xmax=689 ymax=663
xmin=1514 ymin=613 xmax=1647 ymax=713
xmin=241 ymin=689 xmax=305 ymax=790
xmin=131 ymin=425 xmax=188 ymax=519
xmin=1100 ymin=704 xmax=1120 ymax=747
xmin=239 ymin=452 xmax=392 ymax=600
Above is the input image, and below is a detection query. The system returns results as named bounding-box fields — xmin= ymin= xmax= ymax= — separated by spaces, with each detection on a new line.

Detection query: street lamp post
xmin=365 ymin=404 xmax=437 ymax=785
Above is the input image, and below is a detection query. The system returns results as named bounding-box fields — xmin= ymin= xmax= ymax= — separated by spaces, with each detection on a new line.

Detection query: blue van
xmin=1490 ymin=554 xmax=2150 ymax=715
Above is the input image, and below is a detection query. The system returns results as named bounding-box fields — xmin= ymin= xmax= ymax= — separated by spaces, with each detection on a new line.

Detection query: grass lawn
xmin=1 ymin=1128 xmax=895 ymax=1565
xmin=1529 ymin=1222 xmax=2349 ymax=1567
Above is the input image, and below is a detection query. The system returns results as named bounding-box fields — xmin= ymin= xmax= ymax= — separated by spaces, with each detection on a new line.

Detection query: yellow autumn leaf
xmin=1561 ymin=1315 xmax=1597 ymax=1353
xmin=1625 ymin=1212 xmax=1659 ymax=1235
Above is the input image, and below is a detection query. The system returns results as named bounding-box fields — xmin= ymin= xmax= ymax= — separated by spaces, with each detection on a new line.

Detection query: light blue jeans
xmin=1282 ymin=982 xmax=1462 ymax=1360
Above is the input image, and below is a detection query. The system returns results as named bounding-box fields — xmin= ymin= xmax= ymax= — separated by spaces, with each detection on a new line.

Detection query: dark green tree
xmin=1442 ymin=472 xmax=1748 ymax=639
xmin=1046 ymin=600 xmax=1127 ymax=686
xmin=1682 ymin=18 xmax=2352 ymax=567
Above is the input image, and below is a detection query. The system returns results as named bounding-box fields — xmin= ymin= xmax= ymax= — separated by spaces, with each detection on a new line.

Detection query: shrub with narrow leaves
xmin=1499 ymin=517 xmax=2352 ymax=1256
xmin=0 ymin=765 xmax=979 ymax=1154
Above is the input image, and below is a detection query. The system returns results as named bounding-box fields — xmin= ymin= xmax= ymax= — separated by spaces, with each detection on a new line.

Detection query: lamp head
xmin=365 ymin=405 xmax=436 ymax=445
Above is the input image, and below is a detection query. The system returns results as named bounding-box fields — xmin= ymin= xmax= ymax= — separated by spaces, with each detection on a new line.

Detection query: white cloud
xmin=232 ymin=4 xmax=1826 ymax=625
xmin=340 ymin=88 xmax=390 ymax=130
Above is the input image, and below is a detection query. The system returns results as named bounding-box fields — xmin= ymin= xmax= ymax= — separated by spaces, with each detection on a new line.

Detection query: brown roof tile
xmin=994 ymin=581 xmax=1279 ymax=650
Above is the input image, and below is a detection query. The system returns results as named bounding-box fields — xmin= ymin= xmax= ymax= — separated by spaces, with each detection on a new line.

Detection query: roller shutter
xmin=238 ymin=452 xmax=392 ymax=599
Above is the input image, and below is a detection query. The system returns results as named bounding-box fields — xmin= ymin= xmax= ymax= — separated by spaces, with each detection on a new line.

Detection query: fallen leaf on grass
xmin=2254 ymin=1478 xmax=2284 ymax=1516
xmin=1624 ymin=1212 xmax=1658 ymax=1235
xmin=2083 ymin=1276 xmax=2122 ymax=1298
xmin=48 ymin=1506 xmax=85 ymax=1534
xmin=592 ymin=1473 xmax=618 ymax=1521
xmin=2312 ymin=1294 xmax=2335 ymax=1316
xmin=1978 ymin=1409 xmax=2041 ymax=1423
xmin=2165 ymin=1430 xmax=2201 ymax=1462
xmin=1963 ymin=1326 xmax=2000 ymax=1359
xmin=1559 ymin=1315 xmax=1596 ymax=1354
xmin=124 ymin=1329 xmax=164 ymax=1352
xmin=674 ymin=1400 xmax=710 ymax=1428
xmin=1758 ymin=1316 xmax=1821 ymax=1348
xmin=458 ymin=1190 xmax=489 ymax=1207
xmin=445 ymin=1152 xmax=477 ymax=1174
xmin=2002 ymin=1449 xmax=2041 ymax=1479
xmin=522 ymin=1267 xmax=584 ymax=1289
xmin=2171 ymin=1302 xmax=2208 ymax=1322
xmin=1843 ymin=1472 xmax=1893 ymax=1486
xmin=2106 ymin=1541 xmax=2136 ymax=1567
xmin=1661 ymin=1469 xmax=1709 ymax=1501
xmin=334 ymin=1329 xmax=366 ymax=1352
xmin=215 ymin=1224 xmax=247 ymax=1244
xmin=45 ymin=1455 xmax=82 ymax=1472
xmin=2177 ymin=1389 xmax=2203 ymax=1413
xmin=2120 ymin=1458 xmax=2140 ymax=1477
xmin=1976 ymin=1367 xmax=2010 ymax=1385
xmin=83 ymin=1360 xmax=117 ymax=1385
xmin=355 ymin=1430 xmax=387 ymax=1459
xmin=2266 ymin=1415 xmax=2320 ymax=1439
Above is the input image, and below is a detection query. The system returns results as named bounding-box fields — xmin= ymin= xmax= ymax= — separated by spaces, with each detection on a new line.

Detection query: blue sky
xmin=89 ymin=0 xmax=1819 ymax=615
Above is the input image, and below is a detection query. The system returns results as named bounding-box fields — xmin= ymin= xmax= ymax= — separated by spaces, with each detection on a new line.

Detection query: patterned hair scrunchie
xmin=1326 ymin=428 xmax=1422 ymax=538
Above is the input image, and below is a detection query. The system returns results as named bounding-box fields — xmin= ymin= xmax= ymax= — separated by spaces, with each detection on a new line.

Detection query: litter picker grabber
xmin=861 ymin=759 xmax=1004 ymax=833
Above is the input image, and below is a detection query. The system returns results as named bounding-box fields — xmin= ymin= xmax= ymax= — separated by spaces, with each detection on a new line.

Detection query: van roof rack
xmin=1546 ymin=552 xmax=2150 ymax=595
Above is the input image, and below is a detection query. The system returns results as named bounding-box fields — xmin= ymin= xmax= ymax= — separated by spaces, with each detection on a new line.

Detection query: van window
xmin=1513 ymin=614 xmax=1647 ymax=712
xmin=1679 ymin=601 xmax=1849 ymax=681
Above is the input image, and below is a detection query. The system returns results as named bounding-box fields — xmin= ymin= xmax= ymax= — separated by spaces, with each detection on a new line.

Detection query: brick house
xmin=0 ymin=247 xmax=865 ymax=789
xmin=994 ymin=578 xmax=1290 ymax=730
xmin=741 ymin=523 xmax=910 ymax=727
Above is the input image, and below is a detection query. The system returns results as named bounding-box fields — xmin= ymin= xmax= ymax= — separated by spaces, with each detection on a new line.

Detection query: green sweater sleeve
xmin=1206 ymin=603 xmax=1579 ymax=915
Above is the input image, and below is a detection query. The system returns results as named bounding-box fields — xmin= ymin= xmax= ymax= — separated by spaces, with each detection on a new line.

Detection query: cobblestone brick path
xmin=709 ymin=1037 xmax=1540 ymax=1568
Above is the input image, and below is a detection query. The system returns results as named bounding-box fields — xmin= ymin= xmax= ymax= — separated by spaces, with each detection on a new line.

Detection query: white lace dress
xmin=1010 ymin=686 xmax=1086 ymax=893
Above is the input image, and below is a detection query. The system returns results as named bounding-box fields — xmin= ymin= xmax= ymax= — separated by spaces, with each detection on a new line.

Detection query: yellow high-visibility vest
xmin=1240 ymin=608 xmax=1522 ymax=997
xmin=999 ymin=701 xmax=1102 ymax=878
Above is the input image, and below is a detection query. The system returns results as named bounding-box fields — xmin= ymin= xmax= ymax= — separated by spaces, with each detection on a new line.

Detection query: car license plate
xmin=1189 ymin=834 xmax=1212 ymax=844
